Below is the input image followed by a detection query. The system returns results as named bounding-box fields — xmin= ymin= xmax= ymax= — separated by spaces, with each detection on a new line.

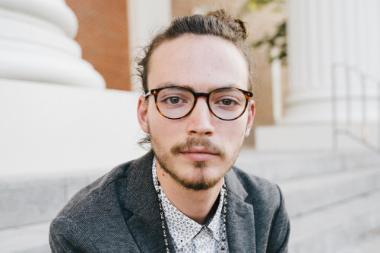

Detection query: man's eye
xmin=217 ymin=98 xmax=239 ymax=106
xmin=162 ymin=96 xmax=185 ymax=104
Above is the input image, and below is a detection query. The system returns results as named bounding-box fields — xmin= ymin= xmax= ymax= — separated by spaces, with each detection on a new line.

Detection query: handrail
xmin=331 ymin=63 xmax=380 ymax=153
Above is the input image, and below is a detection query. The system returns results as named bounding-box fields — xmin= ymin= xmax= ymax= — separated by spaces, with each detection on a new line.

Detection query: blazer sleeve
xmin=49 ymin=216 xmax=94 ymax=253
xmin=267 ymin=185 xmax=291 ymax=253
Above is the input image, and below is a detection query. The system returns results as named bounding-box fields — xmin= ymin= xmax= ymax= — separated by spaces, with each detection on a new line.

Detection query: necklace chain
xmin=155 ymin=180 xmax=228 ymax=253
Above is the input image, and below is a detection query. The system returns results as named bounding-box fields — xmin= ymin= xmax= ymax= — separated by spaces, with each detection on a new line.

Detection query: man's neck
xmin=156 ymin=165 xmax=224 ymax=224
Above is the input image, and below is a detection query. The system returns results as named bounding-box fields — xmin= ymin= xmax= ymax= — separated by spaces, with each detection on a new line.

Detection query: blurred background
xmin=0 ymin=0 xmax=380 ymax=252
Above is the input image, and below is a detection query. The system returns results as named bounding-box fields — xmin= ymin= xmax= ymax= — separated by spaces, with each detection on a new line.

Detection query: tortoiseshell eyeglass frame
xmin=144 ymin=86 xmax=253 ymax=121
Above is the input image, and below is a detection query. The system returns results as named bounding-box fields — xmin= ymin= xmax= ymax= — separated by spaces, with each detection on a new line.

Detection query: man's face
xmin=138 ymin=34 xmax=255 ymax=190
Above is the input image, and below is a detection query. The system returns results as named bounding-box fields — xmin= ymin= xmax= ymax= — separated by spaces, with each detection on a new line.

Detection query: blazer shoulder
xmin=231 ymin=167 xmax=283 ymax=210
xmin=55 ymin=159 xmax=136 ymax=221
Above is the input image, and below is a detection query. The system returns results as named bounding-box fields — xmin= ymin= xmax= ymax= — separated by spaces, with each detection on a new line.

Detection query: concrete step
xmin=0 ymin=171 xmax=102 ymax=230
xmin=337 ymin=229 xmax=380 ymax=253
xmin=0 ymin=222 xmax=50 ymax=253
xmin=236 ymin=149 xmax=380 ymax=183
xmin=289 ymin=190 xmax=380 ymax=253
xmin=237 ymin=150 xmax=342 ymax=182
xmin=255 ymin=124 xmax=380 ymax=151
xmin=281 ymin=167 xmax=380 ymax=217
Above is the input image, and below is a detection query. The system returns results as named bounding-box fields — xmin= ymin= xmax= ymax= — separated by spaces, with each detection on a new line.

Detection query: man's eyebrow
xmin=206 ymin=84 xmax=241 ymax=92
xmin=155 ymin=83 xmax=193 ymax=90
xmin=155 ymin=83 xmax=241 ymax=91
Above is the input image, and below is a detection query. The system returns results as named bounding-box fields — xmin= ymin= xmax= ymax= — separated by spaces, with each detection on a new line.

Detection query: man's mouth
xmin=171 ymin=137 xmax=225 ymax=161
xmin=179 ymin=147 xmax=219 ymax=161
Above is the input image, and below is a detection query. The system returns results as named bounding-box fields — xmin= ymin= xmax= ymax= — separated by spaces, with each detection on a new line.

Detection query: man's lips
xmin=180 ymin=146 xmax=219 ymax=154
xmin=179 ymin=147 xmax=219 ymax=161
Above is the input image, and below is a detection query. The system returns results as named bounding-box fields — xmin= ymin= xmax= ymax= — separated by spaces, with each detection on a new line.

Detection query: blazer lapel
xmin=225 ymin=169 xmax=256 ymax=253
xmin=117 ymin=151 xmax=175 ymax=253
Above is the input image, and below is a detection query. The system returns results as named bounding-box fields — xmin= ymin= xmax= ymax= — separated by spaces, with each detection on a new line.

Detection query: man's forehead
xmin=150 ymin=34 xmax=245 ymax=65
xmin=147 ymin=34 xmax=249 ymax=91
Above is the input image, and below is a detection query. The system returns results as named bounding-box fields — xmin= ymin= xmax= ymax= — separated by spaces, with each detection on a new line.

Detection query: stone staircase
xmin=0 ymin=170 xmax=104 ymax=253
xmin=237 ymin=149 xmax=380 ymax=253
xmin=1 ymin=149 xmax=380 ymax=252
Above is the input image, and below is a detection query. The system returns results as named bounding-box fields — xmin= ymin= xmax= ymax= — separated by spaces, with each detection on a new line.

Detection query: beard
xmin=152 ymin=137 xmax=230 ymax=191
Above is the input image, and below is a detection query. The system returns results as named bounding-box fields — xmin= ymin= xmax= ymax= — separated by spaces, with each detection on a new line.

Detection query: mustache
xmin=171 ymin=137 xmax=225 ymax=158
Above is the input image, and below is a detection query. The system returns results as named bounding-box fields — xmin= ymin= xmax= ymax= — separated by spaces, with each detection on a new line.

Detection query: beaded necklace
xmin=155 ymin=178 xmax=229 ymax=252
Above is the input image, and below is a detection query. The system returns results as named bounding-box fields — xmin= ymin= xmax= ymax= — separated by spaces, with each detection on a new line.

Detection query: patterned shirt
xmin=152 ymin=158 xmax=229 ymax=253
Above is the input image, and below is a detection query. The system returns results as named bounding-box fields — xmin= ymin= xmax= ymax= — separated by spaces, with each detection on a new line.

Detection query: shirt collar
xmin=152 ymin=157 xmax=225 ymax=249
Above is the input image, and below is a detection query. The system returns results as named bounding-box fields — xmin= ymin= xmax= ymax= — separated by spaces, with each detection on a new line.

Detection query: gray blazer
xmin=49 ymin=151 xmax=290 ymax=253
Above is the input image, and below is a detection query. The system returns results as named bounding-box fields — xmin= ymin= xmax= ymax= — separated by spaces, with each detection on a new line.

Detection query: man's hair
xmin=137 ymin=9 xmax=253 ymax=93
xmin=137 ymin=10 xmax=253 ymax=147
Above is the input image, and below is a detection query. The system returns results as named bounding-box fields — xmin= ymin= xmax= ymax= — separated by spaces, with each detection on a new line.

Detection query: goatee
xmin=154 ymin=137 xmax=227 ymax=190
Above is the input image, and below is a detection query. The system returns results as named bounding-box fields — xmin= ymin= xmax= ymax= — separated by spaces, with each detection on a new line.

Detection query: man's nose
xmin=186 ymin=97 xmax=214 ymax=136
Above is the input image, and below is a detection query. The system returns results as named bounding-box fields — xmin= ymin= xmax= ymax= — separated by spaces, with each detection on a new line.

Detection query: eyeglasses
xmin=144 ymin=86 xmax=253 ymax=121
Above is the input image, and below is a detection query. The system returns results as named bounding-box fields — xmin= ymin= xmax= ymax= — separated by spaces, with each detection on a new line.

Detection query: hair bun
xmin=207 ymin=9 xmax=247 ymax=40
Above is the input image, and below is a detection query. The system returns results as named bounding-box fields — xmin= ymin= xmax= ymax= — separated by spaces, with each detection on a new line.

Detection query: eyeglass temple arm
xmin=143 ymin=90 xmax=152 ymax=98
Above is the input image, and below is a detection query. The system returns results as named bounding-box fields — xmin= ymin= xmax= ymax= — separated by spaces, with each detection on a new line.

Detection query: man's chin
xmin=163 ymin=163 xmax=222 ymax=190
xmin=174 ymin=167 xmax=224 ymax=191
xmin=178 ymin=176 xmax=221 ymax=191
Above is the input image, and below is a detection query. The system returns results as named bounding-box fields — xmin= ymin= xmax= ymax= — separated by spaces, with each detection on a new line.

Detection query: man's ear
xmin=137 ymin=96 xmax=149 ymax=133
xmin=245 ymin=100 xmax=256 ymax=137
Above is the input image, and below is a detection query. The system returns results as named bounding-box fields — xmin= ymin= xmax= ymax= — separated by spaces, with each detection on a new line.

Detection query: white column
xmin=128 ymin=0 xmax=172 ymax=91
xmin=286 ymin=0 xmax=380 ymax=124
xmin=256 ymin=0 xmax=380 ymax=150
xmin=0 ymin=0 xmax=105 ymax=88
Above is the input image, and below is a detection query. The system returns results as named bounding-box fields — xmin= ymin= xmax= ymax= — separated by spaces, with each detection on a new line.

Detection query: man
xmin=49 ymin=10 xmax=290 ymax=253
